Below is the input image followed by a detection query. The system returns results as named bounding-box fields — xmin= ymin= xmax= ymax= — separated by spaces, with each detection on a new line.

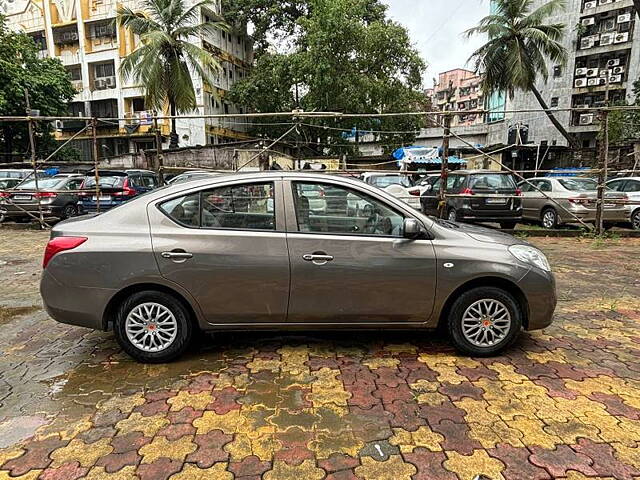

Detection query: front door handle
xmin=161 ymin=251 xmax=193 ymax=260
xmin=302 ymin=253 xmax=334 ymax=264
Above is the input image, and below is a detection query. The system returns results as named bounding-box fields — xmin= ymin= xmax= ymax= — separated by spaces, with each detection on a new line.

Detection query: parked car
xmin=0 ymin=175 xmax=84 ymax=222
xmin=519 ymin=177 xmax=628 ymax=229
xmin=0 ymin=178 xmax=22 ymax=190
xmin=167 ymin=171 xmax=221 ymax=185
xmin=0 ymin=169 xmax=45 ymax=181
xmin=41 ymin=172 xmax=556 ymax=363
xmin=78 ymin=170 xmax=160 ymax=213
xmin=606 ymin=177 xmax=640 ymax=230
xmin=421 ymin=170 xmax=522 ymax=229
xmin=360 ymin=172 xmax=421 ymax=209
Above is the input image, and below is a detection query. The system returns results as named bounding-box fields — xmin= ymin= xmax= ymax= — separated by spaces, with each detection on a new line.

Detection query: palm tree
xmin=117 ymin=0 xmax=227 ymax=148
xmin=467 ymin=0 xmax=578 ymax=148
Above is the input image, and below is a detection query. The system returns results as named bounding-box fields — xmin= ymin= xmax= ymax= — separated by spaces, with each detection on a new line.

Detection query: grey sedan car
xmin=40 ymin=172 xmax=556 ymax=362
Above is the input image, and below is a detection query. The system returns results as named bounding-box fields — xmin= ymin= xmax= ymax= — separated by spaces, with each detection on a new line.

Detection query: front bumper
xmin=517 ymin=267 xmax=557 ymax=331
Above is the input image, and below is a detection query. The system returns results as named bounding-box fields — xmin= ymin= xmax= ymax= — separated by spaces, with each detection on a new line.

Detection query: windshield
xmin=469 ymin=174 xmax=517 ymax=190
xmin=0 ymin=170 xmax=26 ymax=179
xmin=558 ymin=178 xmax=597 ymax=191
xmin=83 ymin=175 xmax=125 ymax=188
xmin=369 ymin=176 xmax=413 ymax=188
xmin=16 ymin=178 xmax=65 ymax=190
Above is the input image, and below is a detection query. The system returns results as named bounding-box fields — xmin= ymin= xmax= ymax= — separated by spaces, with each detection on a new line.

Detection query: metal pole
xmin=24 ymin=89 xmax=45 ymax=228
xmin=439 ymin=112 xmax=451 ymax=218
xmin=595 ymin=108 xmax=609 ymax=236
xmin=92 ymin=117 xmax=100 ymax=214
xmin=154 ymin=112 xmax=165 ymax=185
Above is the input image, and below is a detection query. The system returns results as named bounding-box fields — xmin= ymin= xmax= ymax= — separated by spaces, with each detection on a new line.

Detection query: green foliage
xmin=117 ymin=0 xmax=228 ymax=138
xmin=225 ymin=0 xmax=427 ymax=155
xmin=606 ymin=78 xmax=640 ymax=144
xmin=0 ymin=15 xmax=76 ymax=161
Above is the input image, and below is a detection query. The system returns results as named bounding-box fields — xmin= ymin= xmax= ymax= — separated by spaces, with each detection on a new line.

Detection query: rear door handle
xmin=161 ymin=251 xmax=193 ymax=259
xmin=302 ymin=254 xmax=334 ymax=262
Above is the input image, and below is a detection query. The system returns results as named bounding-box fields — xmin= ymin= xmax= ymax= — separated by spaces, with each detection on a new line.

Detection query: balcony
xmin=89 ymin=0 xmax=117 ymax=20
xmin=59 ymin=51 xmax=81 ymax=65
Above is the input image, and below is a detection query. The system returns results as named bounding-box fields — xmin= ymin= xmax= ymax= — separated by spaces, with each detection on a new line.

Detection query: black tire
xmin=541 ymin=207 xmax=558 ymax=229
xmin=447 ymin=208 xmax=458 ymax=222
xmin=632 ymin=209 xmax=640 ymax=231
xmin=500 ymin=221 xmax=517 ymax=230
xmin=114 ymin=290 xmax=193 ymax=363
xmin=448 ymin=287 xmax=522 ymax=357
xmin=61 ymin=204 xmax=77 ymax=220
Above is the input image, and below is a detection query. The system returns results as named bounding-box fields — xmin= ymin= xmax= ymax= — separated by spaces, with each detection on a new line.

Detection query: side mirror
xmin=403 ymin=218 xmax=423 ymax=239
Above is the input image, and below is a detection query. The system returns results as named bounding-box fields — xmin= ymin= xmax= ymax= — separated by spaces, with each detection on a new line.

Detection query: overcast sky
xmin=383 ymin=0 xmax=489 ymax=87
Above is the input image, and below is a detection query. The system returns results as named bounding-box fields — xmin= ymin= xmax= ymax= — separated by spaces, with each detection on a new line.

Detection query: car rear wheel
xmin=541 ymin=208 xmax=558 ymax=229
xmin=448 ymin=287 xmax=522 ymax=356
xmin=61 ymin=204 xmax=77 ymax=220
xmin=632 ymin=209 xmax=640 ymax=231
xmin=114 ymin=291 xmax=193 ymax=363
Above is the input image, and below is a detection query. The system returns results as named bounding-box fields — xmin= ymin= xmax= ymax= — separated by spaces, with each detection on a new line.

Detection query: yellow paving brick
xmin=310 ymin=430 xmax=364 ymax=459
xmin=507 ymin=417 xmax=562 ymax=449
xmin=0 ymin=470 xmax=41 ymax=480
xmin=50 ymin=438 xmax=113 ymax=468
xmin=96 ymin=393 xmax=145 ymax=414
xmin=169 ymin=463 xmax=232 ymax=480
xmin=115 ymin=412 xmax=169 ymax=437
xmin=167 ymin=391 xmax=213 ymax=412
xmin=193 ymin=410 xmax=241 ymax=435
xmin=354 ymin=455 xmax=417 ymax=480
xmin=444 ymin=449 xmax=505 ymax=480
xmin=246 ymin=358 xmax=280 ymax=373
xmin=139 ymin=435 xmax=197 ymax=464
xmin=362 ymin=358 xmax=400 ymax=369
xmin=83 ymin=465 xmax=138 ymax=479
xmin=388 ymin=426 xmax=444 ymax=453
xmin=263 ymin=459 xmax=325 ymax=480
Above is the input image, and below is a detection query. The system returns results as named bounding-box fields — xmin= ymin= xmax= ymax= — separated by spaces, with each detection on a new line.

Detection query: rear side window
xmin=142 ymin=175 xmax=158 ymax=188
xmin=623 ymin=180 xmax=640 ymax=193
xmin=159 ymin=182 xmax=275 ymax=231
xmin=469 ymin=174 xmax=517 ymax=190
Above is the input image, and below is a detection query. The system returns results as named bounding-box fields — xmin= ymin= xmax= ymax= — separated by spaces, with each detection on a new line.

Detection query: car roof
xmin=608 ymin=176 xmax=640 ymax=181
xmin=450 ymin=170 xmax=513 ymax=175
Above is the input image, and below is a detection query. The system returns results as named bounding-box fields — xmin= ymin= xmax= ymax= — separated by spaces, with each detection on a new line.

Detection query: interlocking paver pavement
xmin=1 ymin=229 xmax=640 ymax=479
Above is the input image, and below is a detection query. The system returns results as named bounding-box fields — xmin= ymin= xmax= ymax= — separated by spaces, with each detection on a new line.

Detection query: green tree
xmin=607 ymin=79 xmax=640 ymax=144
xmin=0 ymin=15 xmax=76 ymax=162
xmin=225 ymin=0 xmax=427 ymax=156
xmin=467 ymin=0 xmax=578 ymax=148
xmin=117 ymin=0 xmax=228 ymax=148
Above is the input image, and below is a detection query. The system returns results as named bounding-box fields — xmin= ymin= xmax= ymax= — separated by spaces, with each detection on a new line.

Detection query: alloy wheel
xmin=448 ymin=209 xmax=457 ymax=222
xmin=632 ymin=211 xmax=640 ymax=230
xmin=461 ymin=299 xmax=512 ymax=347
xmin=125 ymin=302 xmax=178 ymax=352
xmin=542 ymin=210 xmax=556 ymax=229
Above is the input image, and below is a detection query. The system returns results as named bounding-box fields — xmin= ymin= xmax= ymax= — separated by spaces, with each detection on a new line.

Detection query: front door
xmin=149 ymin=179 xmax=290 ymax=324
xmin=284 ymin=179 xmax=437 ymax=324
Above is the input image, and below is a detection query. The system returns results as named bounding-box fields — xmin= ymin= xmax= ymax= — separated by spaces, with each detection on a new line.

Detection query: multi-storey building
xmin=429 ymin=68 xmax=485 ymax=127
xmin=505 ymin=0 xmax=639 ymax=148
xmin=4 ymin=0 xmax=253 ymax=160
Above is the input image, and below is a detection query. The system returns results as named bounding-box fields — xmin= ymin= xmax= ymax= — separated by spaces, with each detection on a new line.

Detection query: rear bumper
xmin=40 ymin=269 xmax=114 ymax=330
xmin=0 ymin=203 xmax=63 ymax=217
xmin=458 ymin=208 xmax=523 ymax=223
xmin=518 ymin=267 xmax=556 ymax=331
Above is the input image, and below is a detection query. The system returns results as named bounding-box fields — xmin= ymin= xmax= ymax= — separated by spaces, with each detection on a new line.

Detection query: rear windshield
xmin=469 ymin=174 xmax=517 ymax=190
xmin=83 ymin=175 xmax=125 ymax=188
xmin=16 ymin=178 xmax=65 ymax=190
xmin=0 ymin=170 xmax=26 ymax=179
xmin=369 ymin=176 xmax=413 ymax=188
xmin=558 ymin=178 xmax=597 ymax=191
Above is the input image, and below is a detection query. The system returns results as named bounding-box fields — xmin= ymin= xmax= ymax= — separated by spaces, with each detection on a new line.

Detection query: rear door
xmin=284 ymin=178 xmax=436 ymax=325
xmin=149 ymin=179 xmax=290 ymax=324
xmin=520 ymin=180 xmax=542 ymax=219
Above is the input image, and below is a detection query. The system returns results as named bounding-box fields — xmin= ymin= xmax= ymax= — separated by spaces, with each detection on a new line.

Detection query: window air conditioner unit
xmin=606 ymin=58 xmax=620 ymax=67
xmin=609 ymin=74 xmax=623 ymax=83
xmin=54 ymin=120 xmax=63 ymax=130
xmin=575 ymin=78 xmax=588 ymax=87
xmin=580 ymin=114 xmax=595 ymax=125
xmin=603 ymin=19 xmax=616 ymax=31
xmin=94 ymin=78 xmax=107 ymax=90
xmin=575 ymin=67 xmax=588 ymax=76
xmin=584 ymin=0 xmax=597 ymax=8
xmin=599 ymin=33 xmax=614 ymax=45
xmin=580 ymin=37 xmax=595 ymax=49
xmin=599 ymin=0 xmax=613 ymax=5
xmin=587 ymin=78 xmax=599 ymax=86
xmin=612 ymin=66 xmax=625 ymax=74
xmin=618 ymin=13 xmax=632 ymax=23
xmin=586 ymin=68 xmax=599 ymax=77
xmin=614 ymin=32 xmax=629 ymax=43
xmin=582 ymin=17 xmax=595 ymax=26
xmin=576 ymin=104 xmax=590 ymax=109
xmin=104 ymin=76 xmax=116 ymax=88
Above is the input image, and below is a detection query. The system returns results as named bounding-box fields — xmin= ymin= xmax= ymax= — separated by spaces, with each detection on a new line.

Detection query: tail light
xmin=34 ymin=192 xmax=57 ymax=199
xmin=113 ymin=178 xmax=137 ymax=197
xmin=568 ymin=197 xmax=589 ymax=205
xmin=0 ymin=192 xmax=10 ymax=198
xmin=461 ymin=187 xmax=474 ymax=196
xmin=408 ymin=188 xmax=420 ymax=197
xmin=43 ymin=236 xmax=87 ymax=269
xmin=318 ymin=188 xmax=325 ymax=198
xmin=515 ymin=188 xmax=522 ymax=196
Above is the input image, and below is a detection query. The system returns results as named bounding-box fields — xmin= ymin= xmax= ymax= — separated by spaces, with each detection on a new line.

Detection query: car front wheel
xmin=448 ymin=287 xmax=522 ymax=356
xmin=114 ymin=290 xmax=193 ymax=363
xmin=632 ymin=209 xmax=640 ymax=231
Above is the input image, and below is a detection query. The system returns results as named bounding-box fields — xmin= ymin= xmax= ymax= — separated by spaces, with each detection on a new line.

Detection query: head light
xmin=508 ymin=245 xmax=551 ymax=272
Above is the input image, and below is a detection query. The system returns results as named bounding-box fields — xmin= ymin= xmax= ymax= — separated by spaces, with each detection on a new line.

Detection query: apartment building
xmin=505 ymin=0 xmax=640 ymax=148
xmin=4 ymin=0 xmax=253 ymax=159
xmin=428 ymin=69 xmax=485 ymax=127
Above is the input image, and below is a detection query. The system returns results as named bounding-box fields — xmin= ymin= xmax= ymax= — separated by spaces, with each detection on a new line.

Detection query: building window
xmin=67 ymin=66 xmax=82 ymax=81
xmin=550 ymin=97 xmax=559 ymax=107
xmin=132 ymin=98 xmax=145 ymax=112
xmin=94 ymin=62 xmax=115 ymax=78
xmin=553 ymin=65 xmax=562 ymax=77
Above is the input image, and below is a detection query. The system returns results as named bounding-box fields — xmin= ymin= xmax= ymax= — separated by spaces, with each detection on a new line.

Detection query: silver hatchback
xmin=40 ymin=172 xmax=557 ymax=362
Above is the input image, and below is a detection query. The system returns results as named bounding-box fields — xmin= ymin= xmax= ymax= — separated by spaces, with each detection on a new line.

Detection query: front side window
xmin=293 ymin=182 xmax=404 ymax=237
